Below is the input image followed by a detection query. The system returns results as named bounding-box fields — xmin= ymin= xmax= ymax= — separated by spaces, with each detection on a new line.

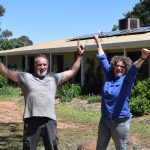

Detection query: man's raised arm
xmin=60 ymin=39 xmax=84 ymax=83
xmin=0 ymin=62 xmax=18 ymax=82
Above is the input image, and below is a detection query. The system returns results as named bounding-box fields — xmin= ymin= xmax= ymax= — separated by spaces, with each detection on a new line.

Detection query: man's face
xmin=34 ymin=57 xmax=48 ymax=77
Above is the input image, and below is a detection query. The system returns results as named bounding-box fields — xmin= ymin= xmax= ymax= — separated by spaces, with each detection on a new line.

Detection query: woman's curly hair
xmin=110 ymin=55 xmax=132 ymax=72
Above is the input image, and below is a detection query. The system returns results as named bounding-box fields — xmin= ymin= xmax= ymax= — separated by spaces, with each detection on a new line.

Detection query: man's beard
xmin=36 ymin=70 xmax=47 ymax=77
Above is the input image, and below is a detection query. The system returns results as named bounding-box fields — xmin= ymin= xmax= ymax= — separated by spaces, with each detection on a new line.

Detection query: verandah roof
xmin=0 ymin=31 xmax=150 ymax=56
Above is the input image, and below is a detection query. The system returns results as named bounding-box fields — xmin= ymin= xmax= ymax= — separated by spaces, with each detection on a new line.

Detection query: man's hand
xmin=77 ymin=39 xmax=84 ymax=56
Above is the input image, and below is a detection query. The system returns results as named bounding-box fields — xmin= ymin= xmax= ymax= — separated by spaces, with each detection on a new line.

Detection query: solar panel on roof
xmin=68 ymin=26 xmax=150 ymax=41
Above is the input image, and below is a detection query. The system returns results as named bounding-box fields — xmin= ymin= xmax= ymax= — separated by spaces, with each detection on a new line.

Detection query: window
xmin=52 ymin=55 xmax=64 ymax=73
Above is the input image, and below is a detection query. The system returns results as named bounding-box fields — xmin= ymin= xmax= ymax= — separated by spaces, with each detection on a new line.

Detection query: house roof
xmin=0 ymin=28 xmax=150 ymax=56
xmin=69 ymin=26 xmax=150 ymax=40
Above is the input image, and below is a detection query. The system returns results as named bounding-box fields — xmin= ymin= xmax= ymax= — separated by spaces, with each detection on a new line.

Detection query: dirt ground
xmin=0 ymin=100 xmax=150 ymax=150
xmin=0 ymin=101 xmax=82 ymax=129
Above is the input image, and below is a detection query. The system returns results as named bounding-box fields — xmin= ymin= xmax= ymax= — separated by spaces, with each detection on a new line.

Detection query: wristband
xmin=140 ymin=57 xmax=146 ymax=60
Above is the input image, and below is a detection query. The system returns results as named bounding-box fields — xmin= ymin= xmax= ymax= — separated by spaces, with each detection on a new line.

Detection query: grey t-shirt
xmin=17 ymin=72 xmax=64 ymax=120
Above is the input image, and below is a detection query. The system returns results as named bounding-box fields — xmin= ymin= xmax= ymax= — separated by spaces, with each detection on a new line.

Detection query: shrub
xmin=0 ymin=74 xmax=8 ymax=88
xmin=86 ymin=94 xmax=101 ymax=103
xmin=56 ymin=82 xmax=81 ymax=102
xmin=130 ymin=78 xmax=150 ymax=116
xmin=0 ymin=86 xmax=21 ymax=96
xmin=130 ymin=97 xmax=150 ymax=116
xmin=131 ymin=78 xmax=150 ymax=99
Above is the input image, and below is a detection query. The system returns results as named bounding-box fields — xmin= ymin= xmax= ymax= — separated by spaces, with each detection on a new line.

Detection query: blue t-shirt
xmin=96 ymin=54 xmax=138 ymax=119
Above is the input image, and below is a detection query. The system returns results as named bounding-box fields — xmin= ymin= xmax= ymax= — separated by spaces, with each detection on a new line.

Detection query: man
xmin=0 ymin=40 xmax=84 ymax=150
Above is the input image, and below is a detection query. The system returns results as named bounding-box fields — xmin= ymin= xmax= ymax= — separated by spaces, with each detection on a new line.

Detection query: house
xmin=0 ymin=18 xmax=150 ymax=88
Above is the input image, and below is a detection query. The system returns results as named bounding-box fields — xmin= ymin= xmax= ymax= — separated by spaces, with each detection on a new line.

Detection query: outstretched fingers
xmin=77 ymin=39 xmax=84 ymax=50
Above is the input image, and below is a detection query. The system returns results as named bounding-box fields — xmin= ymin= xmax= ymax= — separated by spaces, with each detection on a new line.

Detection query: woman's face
xmin=114 ymin=60 xmax=126 ymax=78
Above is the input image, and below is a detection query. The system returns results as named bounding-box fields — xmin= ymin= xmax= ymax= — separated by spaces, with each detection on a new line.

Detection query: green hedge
xmin=0 ymin=74 xmax=8 ymax=88
xmin=56 ymin=82 xmax=81 ymax=102
xmin=130 ymin=78 xmax=150 ymax=116
xmin=0 ymin=86 xmax=21 ymax=96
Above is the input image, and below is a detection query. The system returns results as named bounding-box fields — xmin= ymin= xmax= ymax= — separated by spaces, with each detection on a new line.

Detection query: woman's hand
xmin=93 ymin=34 xmax=99 ymax=46
xmin=141 ymin=48 xmax=150 ymax=60
xmin=93 ymin=34 xmax=104 ymax=55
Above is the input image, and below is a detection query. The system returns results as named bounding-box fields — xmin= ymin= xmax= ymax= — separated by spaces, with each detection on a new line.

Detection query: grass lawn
xmin=0 ymin=97 xmax=150 ymax=150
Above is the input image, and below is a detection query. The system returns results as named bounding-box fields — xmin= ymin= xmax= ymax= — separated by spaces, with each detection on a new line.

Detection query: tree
xmin=0 ymin=4 xmax=33 ymax=50
xmin=18 ymin=36 xmax=33 ymax=46
xmin=0 ymin=40 xmax=14 ymax=50
xmin=112 ymin=25 xmax=118 ymax=31
xmin=0 ymin=5 xmax=5 ymax=17
xmin=9 ymin=36 xmax=33 ymax=48
xmin=0 ymin=29 xmax=13 ymax=39
xmin=112 ymin=0 xmax=150 ymax=30
xmin=125 ymin=0 xmax=150 ymax=27
xmin=0 ymin=5 xmax=12 ymax=40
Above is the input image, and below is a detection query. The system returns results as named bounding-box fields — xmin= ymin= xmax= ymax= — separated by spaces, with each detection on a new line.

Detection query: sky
xmin=0 ymin=0 xmax=140 ymax=44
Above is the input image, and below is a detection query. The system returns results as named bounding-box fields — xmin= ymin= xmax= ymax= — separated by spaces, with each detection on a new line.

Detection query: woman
xmin=93 ymin=35 xmax=150 ymax=150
